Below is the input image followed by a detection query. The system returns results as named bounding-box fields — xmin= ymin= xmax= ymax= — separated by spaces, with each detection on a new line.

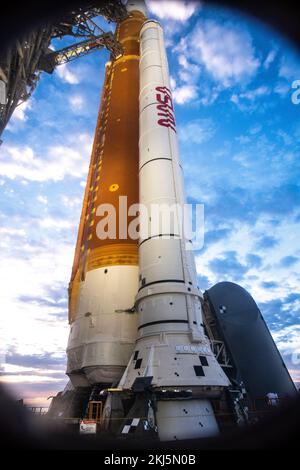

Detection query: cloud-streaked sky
xmin=1 ymin=0 xmax=300 ymax=406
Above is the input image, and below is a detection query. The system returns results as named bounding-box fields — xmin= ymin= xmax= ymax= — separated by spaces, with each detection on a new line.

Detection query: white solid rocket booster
xmin=119 ymin=20 xmax=230 ymax=441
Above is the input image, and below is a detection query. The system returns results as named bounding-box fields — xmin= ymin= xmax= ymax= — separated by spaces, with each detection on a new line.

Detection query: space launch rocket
xmin=65 ymin=0 xmax=230 ymax=440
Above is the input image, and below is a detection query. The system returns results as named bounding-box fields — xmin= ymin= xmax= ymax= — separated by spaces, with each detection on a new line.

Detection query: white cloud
xmin=263 ymin=50 xmax=277 ymax=69
xmin=279 ymin=56 xmax=300 ymax=80
xmin=169 ymin=52 xmax=201 ymax=104
xmin=198 ymin=86 xmax=220 ymax=107
xmin=37 ymin=195 xmax=48 ymax=205
xmin=179 ymin=119 xmax=216 ymax=145
xmin=177 ymin=54 xmax=201 ymax=84
xmin=178 ymin=54 xmax=189 ymax=69
xmin=170 ymin=76 xmax=177 ymax=91
xmin=274 ymin=81 xmax=290 ymax=96
xmin=236 ymin=135 xmax=251 ymax=145
xmin=56 ymin=64 xmax=80 ymax=85
xmin=146 ymin=0 xmax=200 ymax=21
xmin=231 ymin=86 xmax=271 ymax=106
xmin=232 ymin=151 xmax=251 ymax=168
xmin=61 ymin=195 xmax=82 ymax=209
xmin=10 ymin=100 xmax=32 ymax=122
xmin=0 ymin=183 xmax=82 ymax=405
xmin=239 ymin=86 xmax=270 ymax=100
xmin=277 ymin=129 xmax=292 ymax=146
xmin=0 ymin=241 xmax=72 ymax=357
xmin=39 ymin=217 xmax=75 ymax=230
xmin=1 ymin=374 xmax=63 ymax=384
xmin=172 ymin=84 xmax=197 ymax=104
xmin=69 ymin=94 xmax=85 ymax=111
xmin=0 ymin=133 xmax=92 ymax=182
xmin=178 ymin=19 xmax=260 ymax=86
xmin=272 ymin=325 xmax=300 ymax=358
xmin=194 ymin=212 xmax=300 ymax=303
xmin=249 ymin=125 xmax=262 ymax=135
xmin=0 ymin=227 xmax=26 ymax=237
xmin=6 ymin=100 xmax=33 ymax=132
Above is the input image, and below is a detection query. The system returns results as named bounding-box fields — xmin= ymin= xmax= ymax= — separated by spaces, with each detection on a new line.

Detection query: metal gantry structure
xmin=0 ymin=1 xmax=128 ymax=141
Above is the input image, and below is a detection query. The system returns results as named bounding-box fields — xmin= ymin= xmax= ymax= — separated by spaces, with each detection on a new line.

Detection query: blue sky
xmin=0 ymin=0 xmax=300 ymax=405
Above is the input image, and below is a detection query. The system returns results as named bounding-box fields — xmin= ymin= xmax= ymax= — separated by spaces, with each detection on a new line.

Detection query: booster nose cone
xmin=126 ymin=0 xmax=147 ymax=16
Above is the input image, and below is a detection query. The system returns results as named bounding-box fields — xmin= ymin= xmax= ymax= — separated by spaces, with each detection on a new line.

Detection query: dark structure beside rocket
xmin=204 ymin=282 xmax=296 ymax=401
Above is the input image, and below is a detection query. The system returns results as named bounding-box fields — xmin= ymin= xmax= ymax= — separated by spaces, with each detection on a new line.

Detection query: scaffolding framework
xmin=0 ymin=1 xmax=128 ymax=140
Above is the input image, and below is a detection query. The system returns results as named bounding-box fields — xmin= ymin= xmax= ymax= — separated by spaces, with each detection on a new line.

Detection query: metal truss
xmin=0 ymin=1 xmax=128 ymax=140
xmin=39 ymin=32 xmax=123 ymax=74
xmin=201 ymin=295 xmax=234 ymax=370
xmin=209 ymin=340 xmax=233 ymax=368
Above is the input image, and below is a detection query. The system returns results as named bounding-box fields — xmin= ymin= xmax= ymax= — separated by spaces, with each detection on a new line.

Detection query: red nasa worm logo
xmin=155 ymin=86 xmax=176 ymax=133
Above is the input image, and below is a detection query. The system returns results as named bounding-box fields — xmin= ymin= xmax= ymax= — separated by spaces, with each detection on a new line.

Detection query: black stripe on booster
xmin=138 ymin=319 xmax=188 ymax=330
xmin=139 ymin=234 xmax=180 ymax=247
xmin=138 ymin=279 xmax=184 ymax=291
xmin=139 ymin=157 xmax=172 ymax=171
